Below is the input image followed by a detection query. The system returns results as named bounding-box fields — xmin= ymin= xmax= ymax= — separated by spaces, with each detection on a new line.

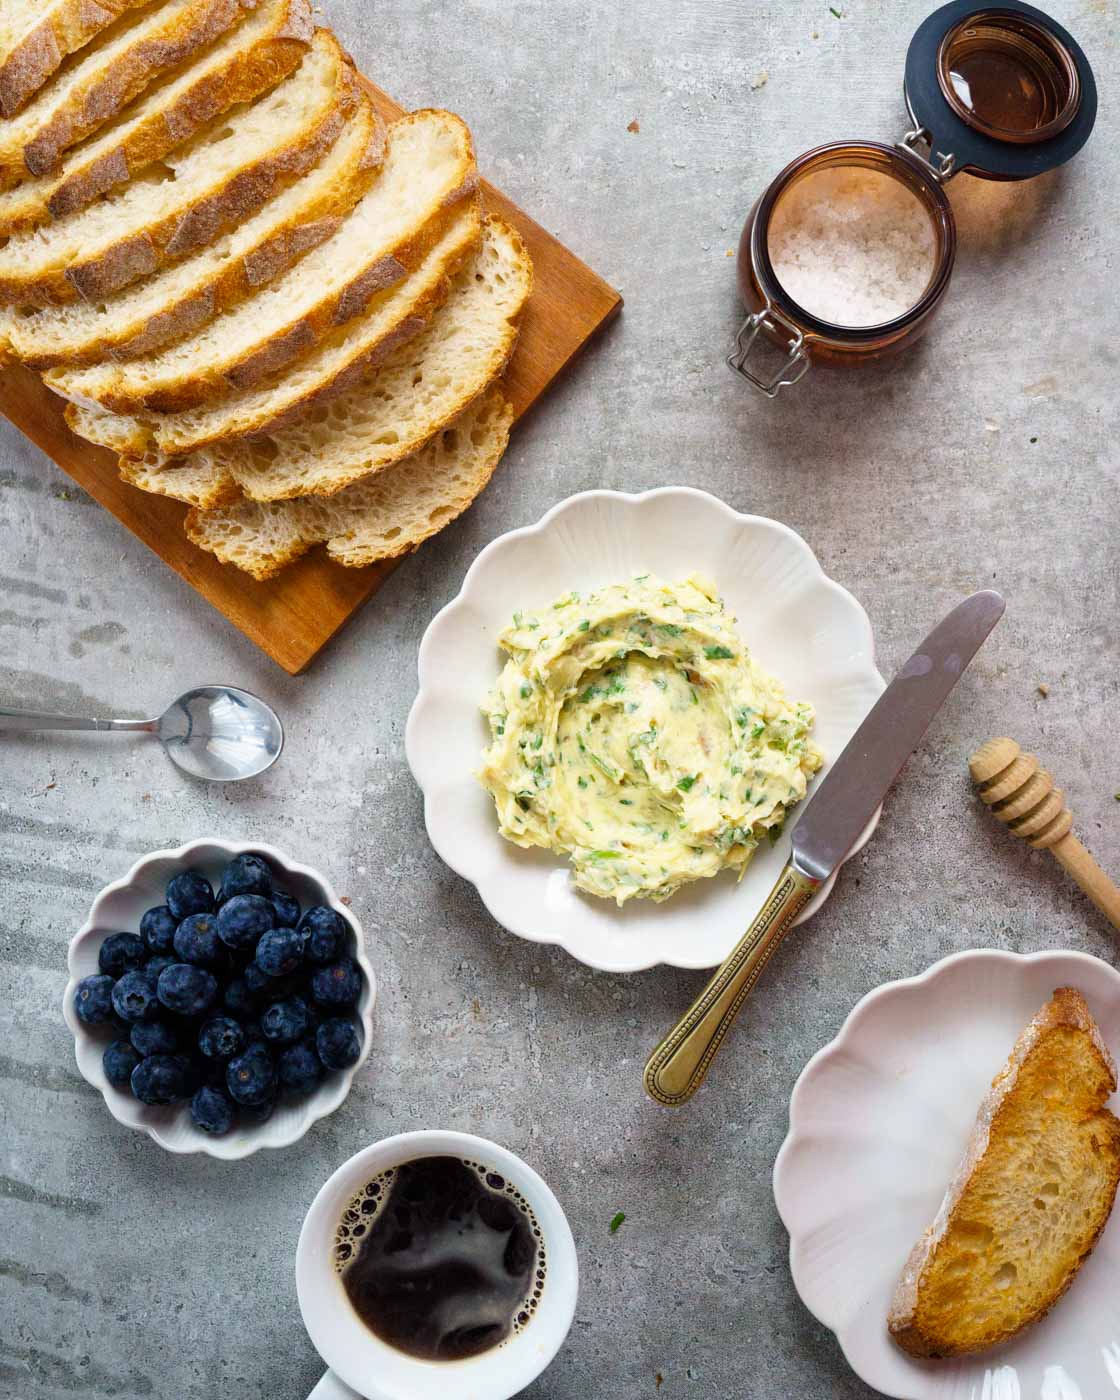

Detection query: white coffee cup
xmin=297 ymin=1130 xmax=579 ymax=1400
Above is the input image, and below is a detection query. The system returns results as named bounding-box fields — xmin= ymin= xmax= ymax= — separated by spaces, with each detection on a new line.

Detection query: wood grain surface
xmin=0 ymin=78 xmax=621 ymax=674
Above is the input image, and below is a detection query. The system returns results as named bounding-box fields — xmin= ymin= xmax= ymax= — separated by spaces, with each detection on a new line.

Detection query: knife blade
xmin=791 ymin=589 xmax=1006 ymax=884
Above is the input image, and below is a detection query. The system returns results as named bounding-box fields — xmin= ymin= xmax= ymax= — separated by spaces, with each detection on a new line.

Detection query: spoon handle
xmin=0 ymin=707 xmax=154 ymax=733
xmin=643 ymin=862 xmax=820 ymax=1106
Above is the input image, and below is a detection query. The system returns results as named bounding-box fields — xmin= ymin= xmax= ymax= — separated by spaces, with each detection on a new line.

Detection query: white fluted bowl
xmin=774 ymin=949 xmax=1120 ymax=1399
xmin=406 ymin=488 xmax=885 ymax=972
xmin=63 ymin=839 xmax=376 ymax=1159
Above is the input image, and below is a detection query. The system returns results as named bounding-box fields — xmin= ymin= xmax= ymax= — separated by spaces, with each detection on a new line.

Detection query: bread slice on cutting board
xmin=888 ymin=987 xmax=1120 ymax=1359
xmin=0 ymin=0 xmax=152 ymax=118
xmin=0 ymin=0 xmax=252 ymax=184
xmin=0 ymin=29 xmax=358 ymax=305
xmin=45 ymin=108 xmax=478 ymax=412
xmin=0 ymin=0 xmax=314 ymax=234
xmin=2 ymin=97 xmax=383 ymax=367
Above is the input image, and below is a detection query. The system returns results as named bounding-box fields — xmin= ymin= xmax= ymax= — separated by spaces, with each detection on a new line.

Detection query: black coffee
xmin=332 ymin=1156 xmax=545 ymax=1362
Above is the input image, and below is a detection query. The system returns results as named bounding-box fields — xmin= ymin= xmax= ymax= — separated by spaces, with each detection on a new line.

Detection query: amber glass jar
xmin=731 ymin=142 xmax=957 ymax=393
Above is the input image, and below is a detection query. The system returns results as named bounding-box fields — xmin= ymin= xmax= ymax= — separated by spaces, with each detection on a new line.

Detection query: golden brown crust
xmin=888 ymin=987 xmax=1120 ymax=1359
xmin=0 ymin=0 xmax=151 ymax=118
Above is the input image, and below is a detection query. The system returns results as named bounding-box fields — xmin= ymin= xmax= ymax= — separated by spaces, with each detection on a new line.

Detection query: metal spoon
xmin=0 ymin=685 xmax=284 ymax=782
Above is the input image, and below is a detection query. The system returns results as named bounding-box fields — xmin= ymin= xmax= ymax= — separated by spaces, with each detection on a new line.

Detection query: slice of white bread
xmin=49 ymin=109 xmax=478 ymax=413
xmin=216 ymin=213 xmax=532 ymax=500
xmin=121 ymin=446 xmax=241 ymax=509
xmin=0 ymin=0 xmax=150 ymax=117
xmin=181 ymin=387 xmax=513 ymax=575
xmin=0 ymin=28 xmax=357 ymax=306
xmin=0 ymin=0 xmax=313 ymax=233
xmin=888 ymin=987 xmax=1120 ymax=1359
xmin=0 ymin=0 xmax=251 ymax=184
xmin=4 ymin=97 xmax=383 ymax=367
xmin=64 ymin=399 xmax=146 ymax=453
xmin=53 ymin=197 xmax=485 ymax=456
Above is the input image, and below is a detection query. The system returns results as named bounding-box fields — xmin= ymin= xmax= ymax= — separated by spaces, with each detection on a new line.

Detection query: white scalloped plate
xmin=405 ymin=488 xmax=886 ymax=972
xmin=62 ymin=839 xmax=376 ymax=1159
xmin=774 ymin=949 xmax=1120 ymax=1400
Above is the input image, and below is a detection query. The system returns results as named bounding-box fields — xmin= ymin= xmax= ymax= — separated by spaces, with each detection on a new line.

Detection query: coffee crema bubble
xmin=332 ymin=1156 xmax=546 ymax=1362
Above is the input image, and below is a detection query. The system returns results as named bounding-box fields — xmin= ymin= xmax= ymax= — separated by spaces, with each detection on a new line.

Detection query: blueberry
xmin=130 ymin=1020 xmax=179 ymax=1056
xmin=103 ymin=1039 xmax=142 ymax=1088
xmin=157 ymin=963 xmax=218 ymax=1016
xmin=239 ymin=1092 xmax=277 ymax=1125
xmin=98 ymin=931 xmax=147 ymax=978
xmin=219 ymin=853 xmax=273 ymax=903
xmin=226 ymin=1043 xmax=276 ymax=1106
xmin=198 ymin=1015 xmax=245 ymax=1060
xmin=131 ymin=1053 xmax=192 ymax=1104
xmin=316 ymin=1018 xmax=362 ymax=1071
xmin=310 ymin=958 xmax=362 ymax=1008
xmin=139 ymin=905 xmax=178 ymax=953
xmin=271 ymin=891 xmax=301 ymax=928
xmin=223 ymin=976 xmax=258 ymax=1019
xmin=165 ymin=868 xmax=214 ymax=920
xmin=191 ymin=1085 xmax=236 ymax=1135
xmin=260 ymin=996 xmax=313 ymax=1046
xmin=299 ymin=906 xmax=347 ymax=965
xmin=256 ymin=927 xmax=303 ymax=978
xmin=74 ymin=974 xmax=116 ymax=1024
xmin=174 ymin=912 xmax=224 ymax=968
xmin=216 ymin=894 xmax=274 ymax=952
xmin=111 ymin=970 xmax=160 ymax=1023
xmin=243 ymin=961 xmax=272 ymax=996
xmin=145 ymin=953 xmax=177 ymax=979
xmin=278 ymin=1039 xmax=324 ymax=1094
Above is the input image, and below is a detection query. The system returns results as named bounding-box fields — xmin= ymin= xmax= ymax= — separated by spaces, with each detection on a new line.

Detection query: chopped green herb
xmin=577 ymin=776 xmax=588 ymax=789
xmin=592 ymin=850 xmax=622 ymax=861
xmin=704 ymin=645 xmax=733 ymax=660
xmin=830 ymin=5 xmax=842 ymax=15
xmin=520 ymin=683 xmax=532 ymax=699
xmin=677 ymin=774 xmax=698 ymax=792
xmin=609 ymin=1212 xmax=626 ymax=1234
xmin=578 ymin=619 xmax=591 ymax=632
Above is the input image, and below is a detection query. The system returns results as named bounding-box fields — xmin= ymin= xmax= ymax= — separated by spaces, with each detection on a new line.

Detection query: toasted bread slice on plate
xmin=0 ymin=0 xmax=314 ymax=234
xmin=0 ymin=28 xmax=357 ymax=304
xmin=0 ymin=0 xmax=152 ymax=118
xmin=46 ymin=109 xmax=478 ymax=412
xmin=0 ymin=0 xmax=252 ymax=184
xmin=4 ymin=97 xmax=383 ymax=366
xmin=889 ymin=986 xmax=1120 ymax=1359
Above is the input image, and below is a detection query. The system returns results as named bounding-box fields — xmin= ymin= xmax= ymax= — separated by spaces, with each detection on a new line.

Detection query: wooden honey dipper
xmin=970 ymin=737 xmax=1120 ymax=932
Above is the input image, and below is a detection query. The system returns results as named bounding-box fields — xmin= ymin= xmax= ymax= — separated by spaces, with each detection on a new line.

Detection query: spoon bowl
xmin=156 ymin=686 xmax=284 ymax=781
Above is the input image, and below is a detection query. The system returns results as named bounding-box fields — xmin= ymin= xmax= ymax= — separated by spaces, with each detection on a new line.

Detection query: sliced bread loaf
xmin=216 ymin=213 xmax=532 ymax=501
xmin=0 ymin=0 xmax=150 ymax=117
xmin=64 ymin=399 xmax=145 ymax=453
xmin=53 ymin=197 xmax=485 ymax=456
xmin=121 ymin=448 xmax=241 ymax=509
xmin=5 ymin=98 xmax=383 ymax=367
xmin=0 ymin=0 xmax=252 ymax=184
xmin=182 ymin=388 xmax=513 ymax=576
xmin=49 ymin=109 xmax=478 ymax=413
xmin=0 ymin=0 xmax=313 ymax=233
xmin=888 ymin=987 xmax=1120 ymax=1359
xmin=0 ymin=28 xmax=358 ymax=305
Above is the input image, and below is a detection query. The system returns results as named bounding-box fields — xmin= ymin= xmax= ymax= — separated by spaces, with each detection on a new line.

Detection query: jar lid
xmin=904 ymin=1 xmax=1097 ymax=179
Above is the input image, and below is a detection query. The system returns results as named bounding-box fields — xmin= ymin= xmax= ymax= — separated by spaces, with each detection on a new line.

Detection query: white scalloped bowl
xmin=774 ymin=949 xmax=1120 ymax=1400
xmin=63 ymin=839 xmax=376 ymax=1159
xmin=405 ymin=488 xmax=886 ymax=972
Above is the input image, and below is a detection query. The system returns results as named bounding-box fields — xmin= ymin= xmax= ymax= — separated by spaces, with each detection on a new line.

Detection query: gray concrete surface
xmin=1 ymin=1 xmax=1118 ymax=1396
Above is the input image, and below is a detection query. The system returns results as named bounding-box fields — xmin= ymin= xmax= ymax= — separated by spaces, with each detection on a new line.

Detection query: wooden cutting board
xmin=0 ymin=78 xmax=621 ymax=674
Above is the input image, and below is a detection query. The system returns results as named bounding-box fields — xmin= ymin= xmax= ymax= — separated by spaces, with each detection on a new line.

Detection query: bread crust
xmin=0 ymin=32 xmax=359 ymax=306
xmin=7 ymin=0 xmax=253 ymax=184
xmin=66 ymin=111 xmax=479 ymax=413
xmin=10 ymin=102 xmax=384 ymax=368
xmin=888 ymin=987 xmax=1120 ymax=1359
xmin=0 ymin=0 xmax=151 ymax=118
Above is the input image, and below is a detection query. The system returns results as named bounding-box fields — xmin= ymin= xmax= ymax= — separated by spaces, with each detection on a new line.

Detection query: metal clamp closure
xmin=896 ymin=126 xmax=957 ymax=182
xmin=727 ymin=307 xmax=810 ymax=397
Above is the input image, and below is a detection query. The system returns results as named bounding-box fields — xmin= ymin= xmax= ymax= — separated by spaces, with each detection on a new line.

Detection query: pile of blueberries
xmin=72 ymin=853 xmax=365 ymax=1136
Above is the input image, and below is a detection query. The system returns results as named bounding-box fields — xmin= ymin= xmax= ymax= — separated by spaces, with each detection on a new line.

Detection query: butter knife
xmin=643 ymin=589 xmax=1006 ymax=1107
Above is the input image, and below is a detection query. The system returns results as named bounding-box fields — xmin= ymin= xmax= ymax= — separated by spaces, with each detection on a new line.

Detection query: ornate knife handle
xmin=643 ymin=863 xmax=820 ymax=1107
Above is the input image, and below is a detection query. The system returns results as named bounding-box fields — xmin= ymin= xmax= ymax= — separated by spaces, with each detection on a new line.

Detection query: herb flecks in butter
xmin=478 ymin=575 xmax=824 ymax=905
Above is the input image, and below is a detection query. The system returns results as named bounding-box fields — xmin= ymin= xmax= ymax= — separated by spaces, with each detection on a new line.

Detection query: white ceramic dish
xmin=297 ymin=1129 xmax=578 ymax=1400
xmin=773 ymin=948 xmax=1120 ymax=1400
xmin=63 ymin=838 xmax=376 ymax=1159
xmin=406 ymin=487 xmax=886 ymax=972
